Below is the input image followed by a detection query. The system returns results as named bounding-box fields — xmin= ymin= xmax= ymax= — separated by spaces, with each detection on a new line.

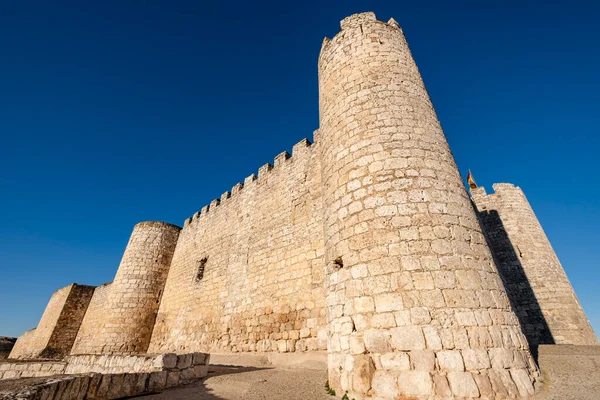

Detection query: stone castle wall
xmin=45 ymin=284 xmax=95 ymax=358
xmin=317 ymin=12 xmax=538 ymax=399
xmin=8 ymin=330 xmax=36 ymax=360
xmin=148 ymin=138 xmax=328 ymax=354
xmin=11 ymin=286 xmax=71 ymax=359
xmin=71 ymin=282 xmax=112 ymax=354
xmin=472 ymin=183 xmax=597 ymax=347
xmin=78 ymin=222 xmax=181 ymax=355
xmin=7 ymin=10 xmax=597 ymax=400
xmin=9 ymin=284 xmax=94 ymax=359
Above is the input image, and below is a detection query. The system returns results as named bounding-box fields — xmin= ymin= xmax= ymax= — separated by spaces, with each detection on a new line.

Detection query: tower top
xmin=340 ymin=12 xmax=376 ymax=30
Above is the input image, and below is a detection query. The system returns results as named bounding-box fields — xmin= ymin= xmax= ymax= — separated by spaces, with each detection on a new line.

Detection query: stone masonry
xmin=317 ymin=13 xmax=538 ymax=399
xmin=72 ymin=222 xmax=181 ymax=355
xmin=471 ymin=184 xmax=597 ymax=348
xmin=6 ymin=10 xmax=597 ymax=400
xmin=10 ymin=284 xmax=94 ymax=360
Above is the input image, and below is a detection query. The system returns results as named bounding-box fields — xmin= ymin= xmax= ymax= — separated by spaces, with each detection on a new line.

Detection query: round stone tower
xmin=85 ymin=221 xmax=180 ymax=355
xmin=318 ymin=12 xmax=538 ymax=399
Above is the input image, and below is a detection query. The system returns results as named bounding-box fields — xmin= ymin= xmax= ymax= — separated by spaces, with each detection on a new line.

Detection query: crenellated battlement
xmin=183 ymin=137 xmax=315 ymax=227
xmin=319 ymin=12 xmax=403 ymax=66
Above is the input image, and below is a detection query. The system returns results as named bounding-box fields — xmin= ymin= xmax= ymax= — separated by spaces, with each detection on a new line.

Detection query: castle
xmin=8 ymin=12 xmax=596 ymax=399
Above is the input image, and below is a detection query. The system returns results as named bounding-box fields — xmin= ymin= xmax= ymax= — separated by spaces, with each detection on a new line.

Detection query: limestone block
xmin=374 ymin=293 xmax=404 ymax=313
xmin=135 ymin=373 xmax=150 ymax=394
xmin=94 ymin=375 xmax=112 ymax=399
xmin=397 ymin=370 xmax=432 ymax=396
xmin=423 ymin=326 xmax=442 ymax=350
xmin=363 ymin=330 xmax=392 ymax=353
xmin=390 ymin=326 xmax=425 ymax=350
xmin=432 ymin=375 xmax=452 ymax=397
xmin=153 ymin=353 xmax=177 ymax=369
xmin=380 ymin=352 xmax=410 ymax=370
xmin=106 ymin=374 xmax=127 ymax=399
xmin=447 ymin=371 xmax=480 ymax=398
xmin=193 ymin=365 xmax=209 ymax=379
xmin=180 ymin=367 xmax=196 ymax=384
xmin=462 ymin=349 xmax=491 ymax=370
xmin=85 ymin=373 xmax=103 ymax=399
xmin=510 ymin=368 xmax=535 ymax=397
xmin=352 ymin=355 xmax=375 ymax=395
xmin=436 ymin=350 xmax=464 ymax=372
xmin=176 ymin=354 xmax=192 ymax=369
xmin=147 ymin=371 xmax=167 ymax=393
xmin=192 ymin=353 xmax=207 ymax=366
xmin=371 ymin=371 xmax=399 ymax=398
xmin=410 ymin=350 xmax=435 ymax=371
xmin=473 ymin=374 xmax=493 ymax=398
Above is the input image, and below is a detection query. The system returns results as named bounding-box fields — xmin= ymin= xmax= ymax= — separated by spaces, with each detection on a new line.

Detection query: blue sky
xmin=1 ymin=1 xmax=599 ymax=338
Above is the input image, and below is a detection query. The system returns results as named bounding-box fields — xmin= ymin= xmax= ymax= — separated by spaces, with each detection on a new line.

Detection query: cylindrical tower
xmin=472 ymin=183 xmax=597 ymax=347
xmin=318 ymin=12 xmax=538 ymax=399
xmin=84 ymin=221 xmax=180 ymax=355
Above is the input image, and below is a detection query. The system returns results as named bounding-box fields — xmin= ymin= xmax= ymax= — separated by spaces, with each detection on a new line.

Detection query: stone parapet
xmin=0 ymin=360 xmax=66 ymax=380
xmin=0 ymin=366 xmax=208 ymax=400
xmin=0 ymin=352 xmax=208 ymax=381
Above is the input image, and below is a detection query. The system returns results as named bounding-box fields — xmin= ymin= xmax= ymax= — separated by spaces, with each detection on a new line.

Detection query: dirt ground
xmin=532 ymin=345 xmax=600 ymax=400
xmin=135 ymin=365 xmax=332 ymax=400
xmin=139 ymin=345 xmax=600 ymax=400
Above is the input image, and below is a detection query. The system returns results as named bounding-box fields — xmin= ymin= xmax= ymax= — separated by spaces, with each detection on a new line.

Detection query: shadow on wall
xmin=476 ymin=208 xmax=554 ymax=361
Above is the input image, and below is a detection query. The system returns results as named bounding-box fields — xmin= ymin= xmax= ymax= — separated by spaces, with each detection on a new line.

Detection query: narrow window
xmin=196 ymin=257 xmax=208 ymax=281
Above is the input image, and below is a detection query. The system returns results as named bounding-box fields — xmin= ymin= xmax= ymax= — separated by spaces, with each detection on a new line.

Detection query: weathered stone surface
xmin=472 ymin=184 xmax=598 ymax=347
xmin=462 ymin=349 xmax=491 ymax=370
xmin=432 ymin=375 xmax=452 ymax=397
xmin=73 ymin=222 xmax=181 ymax=355
xmin=397 ymin=370 xmax=432 ymax=396
xmin=154 ymin=353 xmax=177 ymax=369
xmin=410 ymin=350 xmax=435 ymax=371
xmin=447 ymin=371 xmax=480 ymax=398
xmin=9 ymin=284 xmax=94 ymax=360
xmin=176 ymin=354 xmax=192 ymax=369
xmin=352 ymin=355 xmax=375 ymax=395
xmin=390 ymin=327 xmax=425 ymax=351
xmin=380 ymin=352 xmax=410 ymax=370
xmin=436 ymin=350 xmax=464 ymax=372
xmin=148 ymin=371 xmax=168 ymax=393
xmin=371 ymin=371 xmax=399 ymax=398
xmin=363 ymin=330 xmax=392 ymax=354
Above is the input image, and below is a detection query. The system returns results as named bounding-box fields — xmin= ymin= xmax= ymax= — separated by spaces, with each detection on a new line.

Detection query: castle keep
xmin=8 ymin=12 xmax=596 ymax=399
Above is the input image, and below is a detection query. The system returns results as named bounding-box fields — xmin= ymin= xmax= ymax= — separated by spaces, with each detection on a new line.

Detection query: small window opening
xmin=333 ymin=257 xmax=344 ymax=269
xmin=196 ymin=257 xmax=208 ymax=281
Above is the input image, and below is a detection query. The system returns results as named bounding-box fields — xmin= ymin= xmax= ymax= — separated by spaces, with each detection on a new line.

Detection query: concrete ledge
xmin=210 ymin=351 xmax=327 ymax=370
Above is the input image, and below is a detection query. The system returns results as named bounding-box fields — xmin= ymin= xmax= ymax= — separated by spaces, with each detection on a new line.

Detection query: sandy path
xmin=135 ymin=366 xmax=332 ymax=400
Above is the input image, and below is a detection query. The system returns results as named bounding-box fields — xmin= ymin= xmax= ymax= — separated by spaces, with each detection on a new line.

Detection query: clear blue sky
xmin=1 ymin=1 xmax=599 ymax=338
